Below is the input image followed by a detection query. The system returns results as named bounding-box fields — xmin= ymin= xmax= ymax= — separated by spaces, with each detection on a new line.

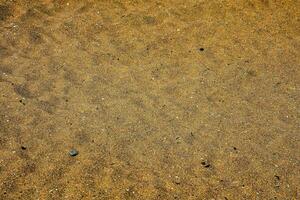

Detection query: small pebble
xmin=69 ymin=149 xmax=79 ymax=157
xmin=201 ymin=161 xmax=211 ymax=168
xmin=174 ymin=176 xmax=181 ymax=184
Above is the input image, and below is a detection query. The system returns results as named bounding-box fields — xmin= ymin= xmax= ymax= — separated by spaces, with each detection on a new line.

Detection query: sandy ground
xmin=0 ymin=0 xmax=299 ymax=199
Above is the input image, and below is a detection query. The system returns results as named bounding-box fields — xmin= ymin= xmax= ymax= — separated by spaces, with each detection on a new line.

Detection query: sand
xmin=0 ymin=0 xmax=299 ymax=199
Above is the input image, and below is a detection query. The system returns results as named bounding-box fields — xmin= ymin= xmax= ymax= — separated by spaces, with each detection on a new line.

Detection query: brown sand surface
xmin=0 ymin=0 xmax=299 ymax=199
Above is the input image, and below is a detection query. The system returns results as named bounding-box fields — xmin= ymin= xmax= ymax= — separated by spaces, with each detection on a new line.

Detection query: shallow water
xmin=0 ymin=0 xmax=299 ymax=199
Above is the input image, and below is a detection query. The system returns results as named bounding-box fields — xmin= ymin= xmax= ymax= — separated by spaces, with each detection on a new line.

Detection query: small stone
xmin=174 ymin=176 xmax=181 ymax=184
xmin=69 ymin=149 xmax=78 ymax=157
xmin=201 ymin=161 xmax=211 ymax=168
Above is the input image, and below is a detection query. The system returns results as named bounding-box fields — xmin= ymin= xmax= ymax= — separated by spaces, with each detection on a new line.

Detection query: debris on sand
xmin=69 ymin=149 xmax=79 ymax=157
xmin=174 ymin=176 xmax=181 ymax=184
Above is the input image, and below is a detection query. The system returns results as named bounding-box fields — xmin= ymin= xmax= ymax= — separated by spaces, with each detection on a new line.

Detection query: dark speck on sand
xmin=69 ymin=149 xmax=79 ymax=157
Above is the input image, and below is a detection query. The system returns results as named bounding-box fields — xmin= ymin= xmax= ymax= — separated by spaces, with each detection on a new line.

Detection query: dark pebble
xmin=201 ymin=161 xmax=211 ymax=168
xmin=69 ymin=149 xmax=79 ymax=157
xmin=21 ymin=146 xmax=26 ymax=150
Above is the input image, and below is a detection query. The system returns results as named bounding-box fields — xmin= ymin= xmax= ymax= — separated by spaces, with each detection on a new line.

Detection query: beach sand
xmin=0 ymin=0 xmax=299 ymax=199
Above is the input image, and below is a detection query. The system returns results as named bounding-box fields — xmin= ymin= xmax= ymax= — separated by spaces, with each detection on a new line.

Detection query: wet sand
xmin=0 ymin=0 xmax=299 ymax=199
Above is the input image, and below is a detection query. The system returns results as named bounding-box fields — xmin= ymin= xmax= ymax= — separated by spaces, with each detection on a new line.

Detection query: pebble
xmin=69 ymin=149 xmax=79 ymax=157
xmin=201 ymin=161 xmax=211 ymax=168
xmin=174 ymin=176 xmax=181 ymax=184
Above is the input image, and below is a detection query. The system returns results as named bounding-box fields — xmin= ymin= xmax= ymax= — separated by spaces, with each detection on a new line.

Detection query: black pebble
xmin=199 ymin=48 xmax=204 ymax=51
xmin=21 ymin=146 xmax=26 ymax=150
xmin=19 ymin=99 xmax=25 ymax=105
xmin=69 ymin=149 xmax=79 ymax=157
xmin=201 ymin=161 xmax=211 ymax=168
